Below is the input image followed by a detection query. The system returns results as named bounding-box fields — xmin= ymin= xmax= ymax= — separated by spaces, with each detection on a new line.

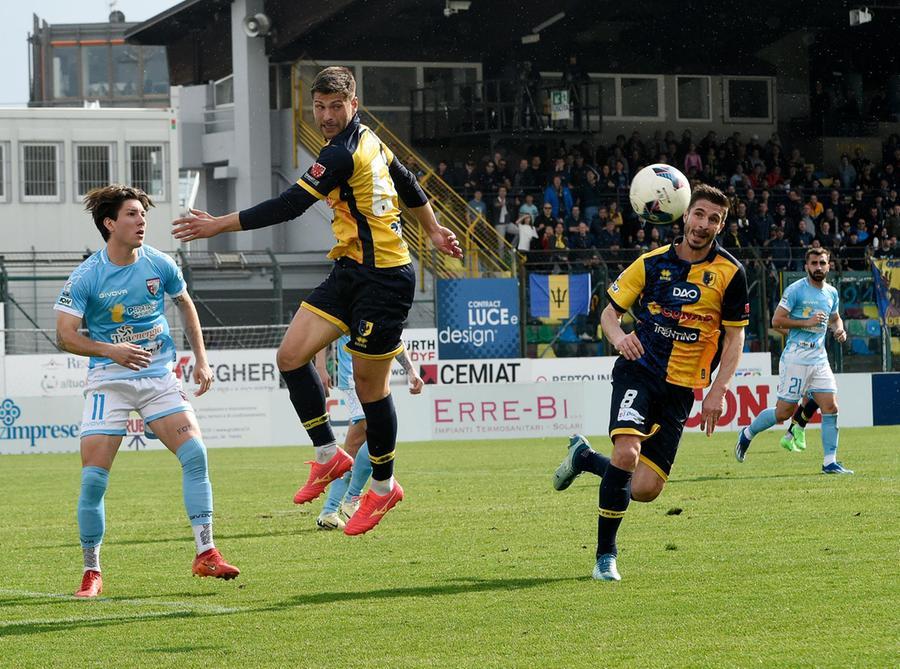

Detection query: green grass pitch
xmin=1 ymin=427 xmax=897 ymax=668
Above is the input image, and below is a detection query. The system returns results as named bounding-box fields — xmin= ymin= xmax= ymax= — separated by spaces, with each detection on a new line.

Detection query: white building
xmin=0 ymin=107 xmax=180 ymax=253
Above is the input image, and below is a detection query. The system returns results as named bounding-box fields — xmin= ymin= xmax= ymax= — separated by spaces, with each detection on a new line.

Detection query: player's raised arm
xmin=55 ymin=310 xmax=152 ymax=371
xmin=171 ymin=292 xmax=213 ymax=396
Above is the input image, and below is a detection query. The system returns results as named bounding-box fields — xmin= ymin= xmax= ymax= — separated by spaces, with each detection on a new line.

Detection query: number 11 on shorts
xmin=91 ymin=393 xmax=106 ymax=421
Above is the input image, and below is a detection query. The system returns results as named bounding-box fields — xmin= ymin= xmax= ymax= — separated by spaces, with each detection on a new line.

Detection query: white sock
xmin=193 ymin=523 xmax=215 ymax=554
xmin=369 ymin=476 xmax=394 ymax=496
xmin=83 ymin=545 xmax=100 ymax=573
xmin=823 ymin=453 xmax=837 ymax=466
xmin=315 ymin=442 xmax=338 ymax=464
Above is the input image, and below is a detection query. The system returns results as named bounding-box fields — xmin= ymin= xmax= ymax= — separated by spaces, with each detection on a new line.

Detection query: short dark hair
xmin=805 ymin=247 xmax=829 ymax=262
xmin=688 ymin=184 xmax=729 ymax=218
xmin=311 ymin=66 xmax=356 ymax=99
xmin=83 ymin=185 xmax=153 ymax=241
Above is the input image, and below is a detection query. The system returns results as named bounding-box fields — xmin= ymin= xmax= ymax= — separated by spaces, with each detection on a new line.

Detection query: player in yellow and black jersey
xmin=552 ymin=184 xmax=749 ymax=581
xmin=171 ymin=66 xmax=462 ymax=536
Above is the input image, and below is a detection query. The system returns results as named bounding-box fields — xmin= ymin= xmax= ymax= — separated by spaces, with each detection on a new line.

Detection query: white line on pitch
xmin=0 ymin=588 xmax=241 ymax=615
xmin=0 ymin=610 xmax=210 ymax=629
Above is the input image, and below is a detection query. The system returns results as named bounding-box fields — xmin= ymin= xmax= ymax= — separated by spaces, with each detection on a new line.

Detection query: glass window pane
xmin=362 ymin=66 xmax=416 ymax=106
xmin=589 ymin=76 xmax=616 ymax=117
xmin=214 ymin=76 xmax=233 ymax=106
xmin=130 ymin=145 xmax=164 ymax=197
xmin=77 ymin=145 xmax=111 ymax=196
xmin=621 ymin=77 xmax=658 ymax=117
xmin=112 ymin=45 xmax=139 ymax=97
xmin=141 ymin=46 xmax=169 ymax=95
xmin=677 ymin=76 xmax=709 ymax=120
xmin=82 ymin=45 xmax=110 ymax=98
xmin=52 ymin=47 xmax=79 ymax=98
xmin=728 ymin=79 xmax=770 ymax=119
xmin=24 ymin=144 xmax=58 ymax=197
xmin=423 ymin=66 xmax=476 ymax=107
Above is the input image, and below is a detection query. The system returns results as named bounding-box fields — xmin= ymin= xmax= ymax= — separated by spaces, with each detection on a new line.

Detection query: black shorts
xmin=302 ymin=258 xmax=415 ymax=359
xmin=608 ymin=357 xmax=696 ymax=480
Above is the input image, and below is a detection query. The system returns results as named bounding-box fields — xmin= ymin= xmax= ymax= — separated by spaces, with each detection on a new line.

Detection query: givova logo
xmin=0 ymin=398 xmax=80 ymax=448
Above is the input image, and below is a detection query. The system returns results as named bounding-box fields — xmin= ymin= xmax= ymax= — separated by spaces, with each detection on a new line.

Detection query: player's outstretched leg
xmin=735 ymin=407 xmax=779 ymax=462
xmin=553 ymin=434 xmax=609 ymax=490
xmin=176 ymin=437 xmax=240 ymax=580
xmin=317 ymin=472 xmax=350 ymax=530
xmin=75 ymin=465 xmax=108 ymax=598
xmin=345 ymin=396 xmax=402 ymax=535
xmin=341 ymin=441 xmax=372 ymax=520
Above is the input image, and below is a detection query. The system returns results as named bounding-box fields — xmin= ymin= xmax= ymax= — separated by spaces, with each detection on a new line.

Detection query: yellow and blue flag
xmin=529 ymin=273 xmax=591 ymax=319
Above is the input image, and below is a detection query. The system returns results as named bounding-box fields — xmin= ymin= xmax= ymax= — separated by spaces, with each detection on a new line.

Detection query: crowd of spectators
xmin=444 ymin=130 xmax=900 ymax=275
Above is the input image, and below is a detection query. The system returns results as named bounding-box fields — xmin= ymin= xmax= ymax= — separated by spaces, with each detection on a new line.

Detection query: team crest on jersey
xmin=702 ymin=271 xmax=716 ymax=287
xmin=659 ymin=269 xmax=672 ymax=281
xmin=146 ymin=277 xmax=161 ymax=296
xmin=310 ymin=162 xmax=326 ymax=179
xmin=358 ymin=320 xmax=374 ymax=337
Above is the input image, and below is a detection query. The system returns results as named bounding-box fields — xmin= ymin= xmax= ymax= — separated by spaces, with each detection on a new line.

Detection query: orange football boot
xmin=344 ymin=482 xmax=404 ymax=536
xmin=192 ymin=548 xmax=240 ymax=580
xmin=74 ymin=570 xmax=103 ymax=598
xmin=293 ymin=448 xmax=353 ymax=504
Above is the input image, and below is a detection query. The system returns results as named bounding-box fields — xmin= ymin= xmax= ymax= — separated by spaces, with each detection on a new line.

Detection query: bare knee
xmin=276 ymin=344 xmax=309 ymax=371
xmin=609 ymin=436 xmax=641 ymax=472
xmin=774 ymin=405 xmax=795 ymax=422
xmin=631 ymin=465 xmax=665 ymax=502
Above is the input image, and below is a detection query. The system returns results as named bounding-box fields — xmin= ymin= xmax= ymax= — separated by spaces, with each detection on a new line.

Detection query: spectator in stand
xmin=766 ymin=226 xmax=792 ymax=271
xmin=798 ymin=204 xmax=816 ymax=236
xmin=581 ymin=169 xmax=604 ymax=225
xmin=608 ymin=146 xmax=629 ymax=177
xmin=683 ymin=143 xmax=703 ymax=176
xmin=748 ymin=164 xmax=767 ymax=190
xmin=751 ymin=202 xmax=775 ymax=245
xmin=886 ymin=204 xmax=900 ymax=238
xmin=827 ymin=189 xmax=844 ymax=221
xmin=571 ymin=153 xmax=591 ymax=188
xmin=564 ymin=205 xmax=584 ymax=236
xmin=519 ymin=192 xmax=539 ymax=222
xmin=730 ymin=164 xmax=750 ymax=190
xmin=839 ymin=232 xmax=867 ymax=270
xmin=550 ymin=157 xmax=571 ymax=186
xmin=436 ymin=159 xmax=456 ymax=189
xmin=720 ymin=220 xmax=744 ymax=250
xmin=773 ymin=202 xmax=790 ymax=230
xmin=596 ymin=217 xmax=621 ymax=249
xmin=648 ymin=226 xmax=662 ymax=248
xmin=854 ymin=219 xmax=870 ymax=245
xmin=794 ymin=219 xmax=814 ymax=249
xmin=534 ymin=202 xmax=557 ymax=233
xmin=491 ymin=186 xmax=514 ymax=252
xmin=569 ymin=221 xmax=596 ymax=253
xmin=807 ymin=194 xmax=824 ymax=221
xmin=528 ymin=155 xmax=546 ymax=191
xmin=544 ymin=175 xmax=574 ymax=219
xmin=590 ymin=205 xmax=610 ymax=240
xmin=496 ymin=156 xmax=511 ymax=186
xmin=548 ymin=222 xmax=570 ymax=269
xmin=821 ymin=208 xmax=839 ymax=237
xmin=815 ymin=218 xmax=840 ymax=253
xmin=513 ymin=158 xmax=531 ymax=194
xmin=837 ymin=154 xmax=857 ymax=189
xmin=611 ymin=160 xmax=629 ymax=190
xmin=874 ymin=235 xmax=898 ymax=258
xmin=479 ymin=160 xmax=500 ymax=194
xmin=462 ymin=159 xmax=479 ymax=198
xmin=598 ymin=164 xmax=618 ymax=197
xmin=466 ymin=189 xmax=487 ymax=225
xmin=881 ymin=163 xmax=897 ymax=191
xmin=732 ymin=201 xmax=751 ymax=240
xmin=608 ymin=200 xmax=624 ymax=229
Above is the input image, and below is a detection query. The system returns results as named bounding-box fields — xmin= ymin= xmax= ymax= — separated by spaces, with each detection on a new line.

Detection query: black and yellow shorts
xmin=302 ymin=258 xmax=415 ymax=359
xmin=608 ymin=357 xmax=695 ymax=480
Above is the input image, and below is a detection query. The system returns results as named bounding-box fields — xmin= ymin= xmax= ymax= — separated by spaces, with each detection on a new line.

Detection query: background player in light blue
xmin=54 ymin=185 xmax=240 ymax=598
xmin=314 ymin=336 xmax=423 ymax=530
xmin=735 ymin=248 xmax=851 ymax=473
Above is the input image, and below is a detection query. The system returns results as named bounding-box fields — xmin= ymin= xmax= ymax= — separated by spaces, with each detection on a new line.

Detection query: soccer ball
xmin=628 ymin=164 xmax=691 ymax=224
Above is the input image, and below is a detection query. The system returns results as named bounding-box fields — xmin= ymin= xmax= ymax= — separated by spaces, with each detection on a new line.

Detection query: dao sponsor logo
xmin=653 ymin=323 xmax=700 ymax=342
xmin=670 ymin=282 xmax=701 ymax=304
xmin=0 ymin=398 xmax=79 ymax=448
xmin=99 ymin=289 xmax=128 ymax=299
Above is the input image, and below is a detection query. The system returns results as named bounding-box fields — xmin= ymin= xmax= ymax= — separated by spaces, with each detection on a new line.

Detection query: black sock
xmin=577 ymin=449 xmax=610 ymax=477
xmin=597 ymin=464 xmax=632 ymax=558
xmin=362 ymin=395 xmax=397 ymax=481
xmin=797 ymin=398 xmax=819 ymax=427
xmin=280 ymin=363 xmax=335 ymax=447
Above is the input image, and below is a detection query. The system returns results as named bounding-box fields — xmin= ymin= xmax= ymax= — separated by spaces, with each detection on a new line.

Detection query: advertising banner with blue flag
xmin=529 ymin=273 xmax=591 ymax=319
xmin=871 ymin=258 xmax=900 ymax=327
xmin=436 ymin=278 xmax=520 ymax=359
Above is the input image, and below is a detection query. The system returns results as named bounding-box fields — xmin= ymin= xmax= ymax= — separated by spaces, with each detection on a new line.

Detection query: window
xmin=52 ymin=46 xmax=80 ymax=99
xmin=129 ymin=144 xmax=165 ymax=198
xmin=214 ymin=75 xmax=234 ymax=107
xmin=362 ymin=66 xmax=416 ymax=106
xmin=76 ymin=144 xmax=114 ymax=197
xmin=21 ymin=143 xmax=62 ymax=202
xmin=620 ymin=77 xmax=662 ymax=118
xmin=676 ymin=76 xmax=711 ymax=121
xmin=0 ymin=142 xmax=9 ymax=203
xmin=82 ymin=45 xmax=110 ymax=98
xmin=725 ymin=77 xmax=773 ymax=122
xmin=112 ymin=45 xmax=139 ymax=97
xmin=587 ymin=75 xmax=617 ymax=118
xmin=141 ymin=46 xmax=168 ymax=96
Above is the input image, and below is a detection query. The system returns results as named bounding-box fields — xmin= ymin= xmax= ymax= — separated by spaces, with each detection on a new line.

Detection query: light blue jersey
xmin=336 ymin=334 xmax=354 ymax=390
xmin=778 ymin=277 xmax=839 ymax=365
xmin=53 ymin=246 xmax=186 ymax=383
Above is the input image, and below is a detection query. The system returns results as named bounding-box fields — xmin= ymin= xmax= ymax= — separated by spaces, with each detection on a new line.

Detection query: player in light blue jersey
xmin=54 ymin=186 xmax=239 ymax=598
xmin=313 ymin=335 xmax=423 ymax=530
xmin=735 ymin=248 xmax=852 ymax=473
